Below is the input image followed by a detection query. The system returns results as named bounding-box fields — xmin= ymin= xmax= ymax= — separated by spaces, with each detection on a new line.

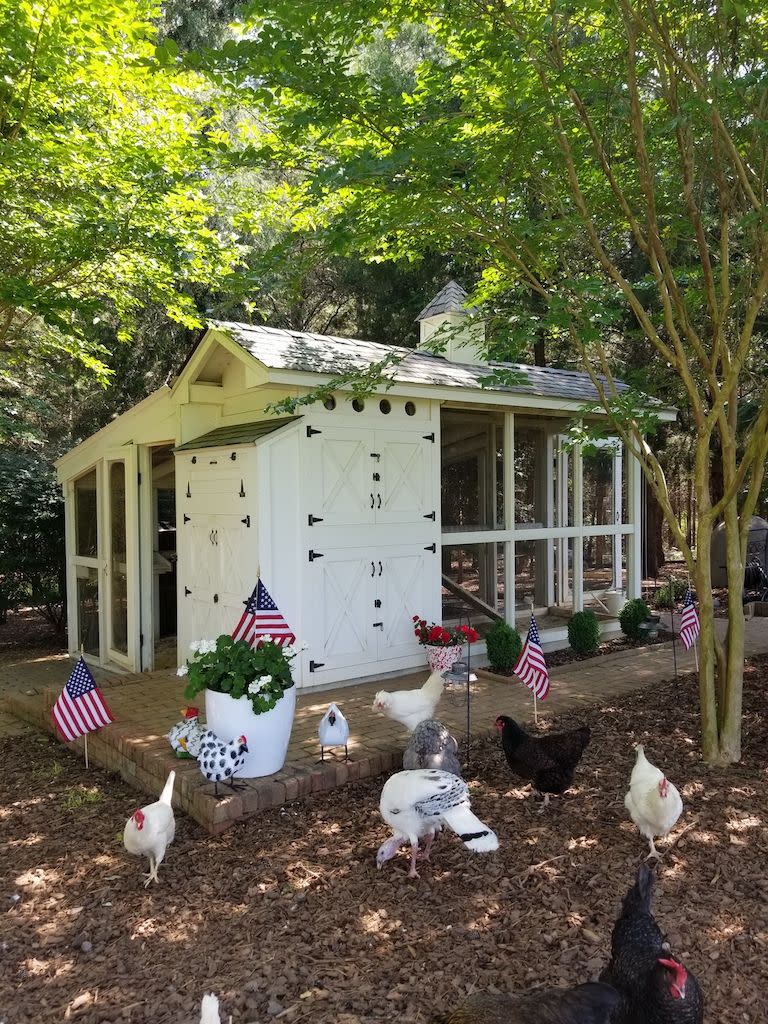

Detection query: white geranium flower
xmin=283 ymin=645 xmax=295 ymax=659
xmin=260 ymin=634 xmax=273 ymax=644
xmin=247 ymin=680 xmax=260 ymax=695
xmin=189 ymin=641 xmax=202 ymax=654
xmin=260 ymin=675 xmax=272 ymax=686
xmin=201 ymin=639 xmax=217 ymax=654
xmin=176 ymin=665 xmax=189 ymax=677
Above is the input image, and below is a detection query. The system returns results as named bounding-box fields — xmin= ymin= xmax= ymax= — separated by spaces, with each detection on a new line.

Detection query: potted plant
xmin=178 ymin=635 xmax=300 ymax=778
xmin=412 ymin=615 xmax=479 ymax=672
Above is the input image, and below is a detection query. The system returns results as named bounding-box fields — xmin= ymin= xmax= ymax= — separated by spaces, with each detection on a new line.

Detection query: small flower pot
xmin=204 ymin=685 xmax=297 ymax=778
xmin=425 ymin=644 xmax=464 ymax=673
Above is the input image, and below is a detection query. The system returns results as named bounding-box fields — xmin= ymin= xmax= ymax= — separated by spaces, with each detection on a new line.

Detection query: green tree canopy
xmin=199 ymin=0 xmax=768 ymax=763
xmin=0 ymin=0 xmax=243 ymax=443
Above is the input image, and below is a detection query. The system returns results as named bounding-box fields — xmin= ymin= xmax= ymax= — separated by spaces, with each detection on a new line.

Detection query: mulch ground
xmin=2 ymin=661 xmax=768 ymax=1024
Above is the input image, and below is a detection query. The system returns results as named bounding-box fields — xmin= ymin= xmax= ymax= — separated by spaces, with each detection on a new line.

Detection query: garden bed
xmin=481 ymin=627 xmax=677 ymax=677
xmin=2 ymin=657 xmax=767 ymax=1022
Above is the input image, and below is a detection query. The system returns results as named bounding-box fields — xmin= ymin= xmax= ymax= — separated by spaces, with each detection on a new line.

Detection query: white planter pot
xmin=204 ymin=685 xmax=297 ymax=778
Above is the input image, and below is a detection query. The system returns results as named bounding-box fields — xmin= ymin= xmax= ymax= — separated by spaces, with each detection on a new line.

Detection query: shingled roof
xmin=211 ymin=321 xmax=670 ymax=411
xmin=416 ymin=280 xmax=470 ymax=320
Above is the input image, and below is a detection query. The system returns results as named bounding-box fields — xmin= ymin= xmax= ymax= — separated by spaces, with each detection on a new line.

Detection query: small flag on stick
xmin=51 ymin=657 xmax=114 ymax=742
xmin=512 ymin=614 xmax=550 ymax=700
xmin=679 ymin=587 xmax=700 ymax=651
xmin=232 ymin=578 xmax=296 ymax=648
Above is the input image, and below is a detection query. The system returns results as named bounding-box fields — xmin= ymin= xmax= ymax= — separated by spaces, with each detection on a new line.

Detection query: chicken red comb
xmin=657 ymin=958 xmax=688 ymax=997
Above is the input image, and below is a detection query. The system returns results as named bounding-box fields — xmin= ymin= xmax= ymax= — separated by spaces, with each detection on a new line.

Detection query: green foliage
xmin=0 ymin=0 xmax=242 ymax=440
xmin=182 ymin=634 xmax=296 ymax=714
xmin=484 ymin=620 xmax=522 ymax=674
xmin=0 ymin=450 xmax=65 ymax=630
xmin=567 ymin=611 xmax=601 ymax=655
xmin=63 ymin=785 xmax=103 ymax=810
xmin=619 ymin=599 xmax=652 ymax=641
xmin=654 ymin=579 xmax=688 ymax=609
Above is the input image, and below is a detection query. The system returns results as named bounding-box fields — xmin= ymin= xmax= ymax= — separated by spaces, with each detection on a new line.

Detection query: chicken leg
xmin=143 ymin=855 xmax=157 ymax=887
xmin=416 ymin=831 xmax=437 ymax=862
xmin=646 ymin=836 xmax=661 ymax=859
xmin=408 ymin=843 xmax=421 ymax=879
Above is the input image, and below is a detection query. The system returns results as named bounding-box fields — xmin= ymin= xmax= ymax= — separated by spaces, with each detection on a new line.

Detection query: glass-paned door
xmin=71 ymin=469 xmax=100 ymax=655
xmin=103 ymin=448 xmax=138 ymax=667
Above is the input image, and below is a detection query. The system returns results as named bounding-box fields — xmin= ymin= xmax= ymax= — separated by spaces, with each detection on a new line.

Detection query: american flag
xmin=232 ymin=578 xmax=296 ymax=648
xmin=51 ymin=657 xmax=114 ymax=742
xmin=513 ymin=614 xmax=550 ymax=700
xmin=679 ymin=587 xmax=700 ymax=651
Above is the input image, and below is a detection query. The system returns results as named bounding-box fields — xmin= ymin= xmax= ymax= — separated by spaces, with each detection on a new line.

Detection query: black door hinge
xmin=422 ymin=432 xmax=435 ymax=442
xmin=307 ymin=426 xmax=322 ymax=437
xmin=308 ymin=514 xmax=324 ymax=526
xmin=186 ymin=482 xmax=191 ymax=498
xmin=309 ymin=549 xmax=324 ymax=561
xmin=183 ymin=514 xmax=190 ymax=524
xmin=241 ymin=515 xmax=250 ymax=527
xmin=184 ymin=587 xmax=191 ymax=596
xmin=424 ymin=511 xmax=436 ymax=521
xmin=309 ymin=660 xmax=325 ymax=672
xmin=424 ymin=543 xmax=436 ymax=553
xmin=239 ymin=479 xmax=245 ymax=497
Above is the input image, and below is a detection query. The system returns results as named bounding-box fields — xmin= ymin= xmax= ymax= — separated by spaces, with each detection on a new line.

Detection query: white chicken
xmin=372 ymin=670 xmax=444 ymax=732
xmin=318 ymin=702 xmax=349 ymax=761
xmin=199 ymin=994 xmax=221 ymax=1024
xmin=123 ymin=770 xmax=176 ymax=886
xmin=377 ymin=768 xmax=498 ymax=878
xmin=624 ymin=744 xmax=683 ymax=858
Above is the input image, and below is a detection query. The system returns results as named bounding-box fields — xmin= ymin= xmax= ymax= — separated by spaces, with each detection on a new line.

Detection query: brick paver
xmin=3 ymin=615 xmax=766 ymax=833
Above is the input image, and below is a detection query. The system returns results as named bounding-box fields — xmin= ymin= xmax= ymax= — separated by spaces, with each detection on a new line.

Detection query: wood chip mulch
xmin=2 ymin=658 xmax=767 ymax=1024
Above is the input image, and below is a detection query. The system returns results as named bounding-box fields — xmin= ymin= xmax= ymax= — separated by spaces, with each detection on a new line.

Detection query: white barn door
xmin=306 ymin=426 xmax=376 ymax=527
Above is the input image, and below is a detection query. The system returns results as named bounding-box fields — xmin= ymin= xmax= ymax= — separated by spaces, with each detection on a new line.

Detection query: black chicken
xmin=601 ymin=865 xmax=703 ymax=1024
xmin=495 ymin=715 xmax=591 ymax=806
xmin=437 ymin=981 xmax=619 ymax=1024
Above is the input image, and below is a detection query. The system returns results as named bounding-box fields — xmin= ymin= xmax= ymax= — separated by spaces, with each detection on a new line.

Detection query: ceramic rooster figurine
xmin=318 ymin=702 xmax=349 ymax=761
xmin=167 ymin=706 xmax=204 ymax=758
xmin=123 ymin=770 xmax=176 ymax=886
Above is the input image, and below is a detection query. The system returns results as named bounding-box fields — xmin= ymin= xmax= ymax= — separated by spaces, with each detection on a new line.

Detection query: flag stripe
xmin=232 ymin=579 xmax=296 ymax=650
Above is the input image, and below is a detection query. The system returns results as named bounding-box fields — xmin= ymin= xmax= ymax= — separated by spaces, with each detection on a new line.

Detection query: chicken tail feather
xmin=159 ymin=770 xmax=176 ymax=807
xmin=199 ymin=993 xmax=221 ymax=1024
xmin=441 ymin=805 xmax=498 ymax=852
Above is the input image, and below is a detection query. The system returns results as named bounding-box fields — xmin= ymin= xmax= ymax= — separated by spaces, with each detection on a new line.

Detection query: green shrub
xmin=567 ymin=610 xmax=601 ymax=654
xmin=653 ymin=579 xmax=687 ymax=609
xmin=619 ymin=597 xmax=651 ymax=639
xmin=485 ymin=619 xmax=523 ymax=673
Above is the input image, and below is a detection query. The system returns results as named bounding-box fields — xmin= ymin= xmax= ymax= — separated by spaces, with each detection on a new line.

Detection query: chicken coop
xmin=55 ymin=282 xmax=675 ymax=688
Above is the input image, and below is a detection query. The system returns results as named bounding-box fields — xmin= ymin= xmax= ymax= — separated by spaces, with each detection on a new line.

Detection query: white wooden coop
xmin=55 ymin=283 xmax=674 ymax=687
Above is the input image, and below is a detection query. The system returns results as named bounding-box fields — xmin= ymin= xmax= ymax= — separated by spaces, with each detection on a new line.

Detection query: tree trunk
xmin=692 ymin=519 xmax=721 ymax=763
xmin=719 ymin=503 xmax=745 ymax=762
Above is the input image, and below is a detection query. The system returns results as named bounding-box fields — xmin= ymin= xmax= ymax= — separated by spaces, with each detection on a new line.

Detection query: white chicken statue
xmin=624 ymin=744 xmax=683 ymax=858
xmin=372 ymin=670 xmax=444 ymax=733
xmin=167 ymin=706 xmax=204 ymax=758
xmin=377 ymin=768 xmax=498 ymax=878
xmin=318 ymin=702 xmax=349 ymax=761
xmin=123 ymin=770 xmax=176 ymax=886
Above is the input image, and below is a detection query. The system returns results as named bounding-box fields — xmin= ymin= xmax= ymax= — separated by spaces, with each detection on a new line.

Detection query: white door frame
xmin=102 ymin=445 xmax=140 ymax=670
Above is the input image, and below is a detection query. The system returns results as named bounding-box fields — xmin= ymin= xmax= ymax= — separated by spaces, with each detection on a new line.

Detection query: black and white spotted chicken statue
xmin=181 ymin=730 xmax=249 ymax=798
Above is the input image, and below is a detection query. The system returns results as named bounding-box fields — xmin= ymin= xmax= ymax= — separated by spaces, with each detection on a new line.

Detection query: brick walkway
xmin=3 ymin=616 xmax=767 ymax=833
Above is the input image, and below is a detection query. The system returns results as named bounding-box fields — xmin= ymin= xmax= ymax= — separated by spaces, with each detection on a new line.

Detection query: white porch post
xmin=545 ymin=431 xmax=555 ymax=607
xmin=573 ymin=440 xmax=584 ymax=611
xmin=613 ymin=444 xmax=623 ymax=591
xmin=63 ymin=480 xmax=78 ymax=657
xmin=628 ymin=448 xmax=642 ymax=598
xmin=503 ymin=411 xmax=515 ymax=628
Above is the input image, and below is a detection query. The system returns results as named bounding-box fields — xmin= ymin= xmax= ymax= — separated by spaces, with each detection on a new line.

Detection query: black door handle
xmin=370 ymin=561 xmax=375 ymax=577
xmin=370 ymin=493 xmax=375 ymax=508
xmin=377 ymin=493 xmax=381 ymax=509
xmin=378 ymin=560 xmax=382 ymax=576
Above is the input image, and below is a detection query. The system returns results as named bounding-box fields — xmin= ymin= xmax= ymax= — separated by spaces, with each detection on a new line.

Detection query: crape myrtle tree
xmin=201 ymin=0 xmax=768 ymax=763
